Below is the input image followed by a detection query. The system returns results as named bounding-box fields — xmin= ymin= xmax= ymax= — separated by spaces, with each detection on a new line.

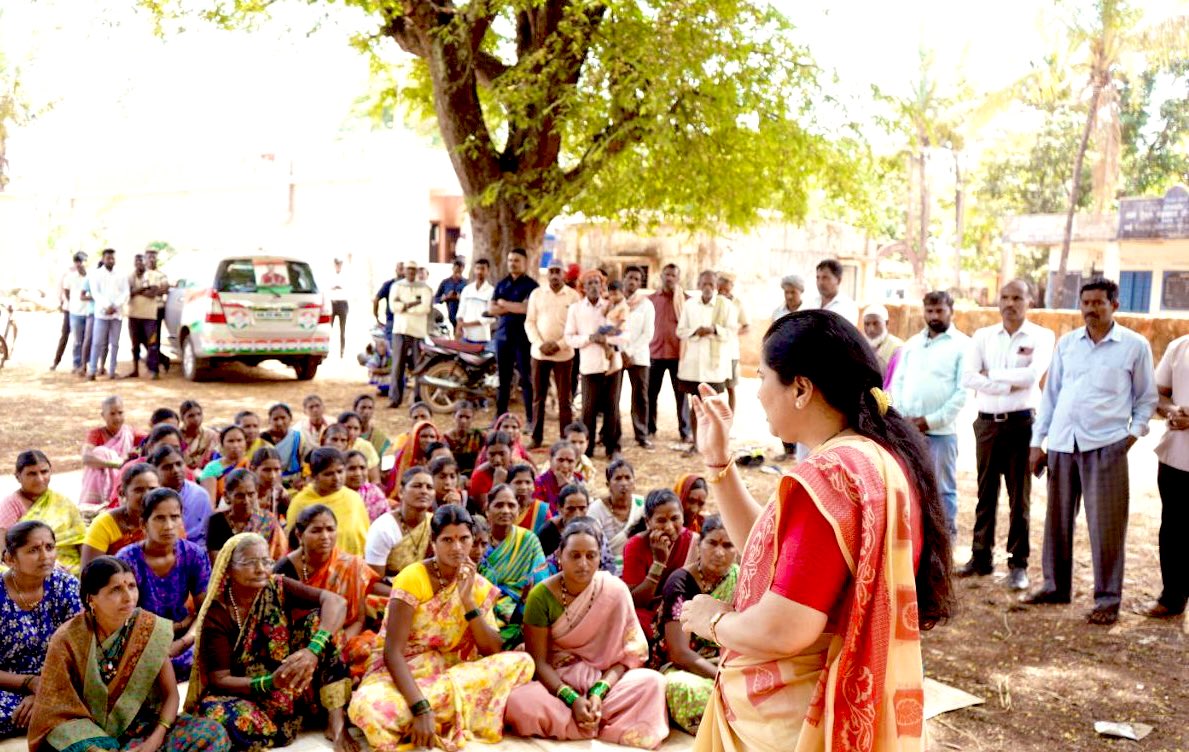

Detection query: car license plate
xmin=255 ymin=308 xmax=292 ymax=321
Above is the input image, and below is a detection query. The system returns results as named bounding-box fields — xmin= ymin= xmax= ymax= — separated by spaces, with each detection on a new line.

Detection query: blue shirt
xmin=491 ymin=273 xmax=539 ymax=342
xmin=179 ymin=480 xmax=212 ymax=549
xmin=1033 ymin=323 xmax=1158 ymax=452
xmin=434 ymin=276 xmax=468 ymax=324
xmin=890 ymin=327 xmax=969 ymax=435
xmin=375 ymin=278 xmax=396 ymax=328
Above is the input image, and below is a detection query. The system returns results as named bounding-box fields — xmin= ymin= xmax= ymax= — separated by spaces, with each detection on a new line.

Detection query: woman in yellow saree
xmin=679 ymin=311 xmax=954 ymax=752
xmin=0 ymin=451 xmax=86 ymax=574
xmin=349 ymin=504 xmax=535 ymax=752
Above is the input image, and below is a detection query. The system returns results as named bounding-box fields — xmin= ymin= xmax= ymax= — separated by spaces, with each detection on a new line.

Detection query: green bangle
xmin=589 ymin=681 xmax=610 ymax=699
xmin=410 ymin=698 xmax=432 ymax=717
xmin=556 ymin=685 xmax=580 ymax=707
xmin=307 ymin=629 xmax=331 ymax=656
xmin=250 ymin=674 xmax=274 ymax=695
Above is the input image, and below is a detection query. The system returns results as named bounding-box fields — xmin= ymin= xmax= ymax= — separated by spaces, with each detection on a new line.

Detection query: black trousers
xmin=531 ymin=357 xmax=574 ymax=444
xmin=52 ymin=310 xmax=70 ymax=367
xmin=155 ymin=306 xmax=170 ymax=369
xmin=971 ymin=414 xmax=1033 ymax=570
xmin=625 ymin=364 xmax=650 ymax=443
xmin=647 ymin=358 xmax=690 ymax=440
xmin=389 ymin=333 xmax=422 ymax=406
xmin=581 ymin=370 xmax=623 ymax=456
xmin=496 ymin=337 xmax=534 ymax=425
xmin=331 ymin=301 xmax=348 ymax=355
xmin=1156 ymin=462 xmax=1188 ymax=612
xmin=128 ymin=317 xmax=160 ymax=374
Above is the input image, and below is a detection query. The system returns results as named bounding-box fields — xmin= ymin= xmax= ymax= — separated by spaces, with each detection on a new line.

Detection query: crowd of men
xmin=377 ymin=253 xmax=1187 ymax=627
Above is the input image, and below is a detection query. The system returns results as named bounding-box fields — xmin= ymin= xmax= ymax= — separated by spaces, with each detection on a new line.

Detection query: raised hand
xmin=688 ymin=383 xmax=732 ymax=466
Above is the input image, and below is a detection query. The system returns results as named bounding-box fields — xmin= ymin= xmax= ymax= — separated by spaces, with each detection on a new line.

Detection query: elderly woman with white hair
xmin=861 ymin=303 xmax=905 ymax=387
xmin=773 ymin=275 xmax=805 ymax=319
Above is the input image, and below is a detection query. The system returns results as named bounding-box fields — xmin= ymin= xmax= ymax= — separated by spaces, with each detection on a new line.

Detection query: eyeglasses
xmin=233 ymin=557 xmax=275 ymax=571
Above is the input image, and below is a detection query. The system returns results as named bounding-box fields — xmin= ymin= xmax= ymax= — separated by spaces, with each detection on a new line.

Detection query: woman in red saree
xmin=386 ymin=420 xmax=441 ymax=496
xmin=673 ymin=473 xmax=708 ymax=534
xmin=620 ymin=489 xmax=697 ymax=640
xmin=679 ymin=310 xmax=954 ymax=752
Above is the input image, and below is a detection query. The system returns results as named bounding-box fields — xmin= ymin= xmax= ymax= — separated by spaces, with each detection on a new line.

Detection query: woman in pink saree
xmin=79 ymin=396 xmax=145 ymax=513
xmin=506 ymin=519 xmax=668 ymax=749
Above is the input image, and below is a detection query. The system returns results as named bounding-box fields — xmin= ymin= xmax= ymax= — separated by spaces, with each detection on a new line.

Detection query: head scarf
xmin=862 ymin=303 xmax=889 ymax=322
xmin=673 ymin=473 xmax=707 ymax=533
xmin=185 ymin=531 xmax=266 ymax=710
xmin=476 ymin=412 xmax=534 ymax=468
xmin=389 ymin=420 xmax=441 ymax=497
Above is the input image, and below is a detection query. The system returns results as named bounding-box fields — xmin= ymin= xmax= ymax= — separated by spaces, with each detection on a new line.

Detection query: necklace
xmin=429 ymin=558 xmax=456 ymax=588
xmin=694 ymin=562 xmax=727 ymax=595
xmin=97 ymin=613 xmax=135 ymax=684
xmin=227 ymin=585 xmax=247 ymax=631
xmin=560 ymin=576 xmax=573 ymax=608
xmin=5 ymin=571 xmax=41 ymax=611
xmin=300 ymin=552 xmax=310 ymax=583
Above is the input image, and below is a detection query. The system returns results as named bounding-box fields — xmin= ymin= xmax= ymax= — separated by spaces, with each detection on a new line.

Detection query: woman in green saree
xmin=0 ymin=451 xmax=86 ymax=574
xmin=27 ymin=556 xmax=229 ymax=752
xmin=477 ymin=484 xmax=549 ymax=647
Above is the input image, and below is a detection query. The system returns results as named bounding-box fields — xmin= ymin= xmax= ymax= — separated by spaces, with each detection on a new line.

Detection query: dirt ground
xmin=1 ymin=311 xmax=1185 ymax=751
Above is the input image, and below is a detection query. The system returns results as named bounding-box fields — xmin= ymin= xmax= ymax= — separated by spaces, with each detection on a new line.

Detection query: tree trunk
xmin=918 ymin=145 xmax=930 ymax=295
xmin=468 ymin=199 xmax=548 ymax=275
xmin=953 ymin=150 xmax=964 ymax=291
xmin=1055 ymin=84 xmax=1101 ymax=309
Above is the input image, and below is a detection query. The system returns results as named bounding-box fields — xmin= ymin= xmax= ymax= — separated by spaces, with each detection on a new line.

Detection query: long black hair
xmin=762 ymin=309 xmax=954 ymax=629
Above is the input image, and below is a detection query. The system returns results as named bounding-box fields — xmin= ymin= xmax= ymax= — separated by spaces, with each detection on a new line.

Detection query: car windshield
xmin=216 ymin=259 xmax=318 ymax=294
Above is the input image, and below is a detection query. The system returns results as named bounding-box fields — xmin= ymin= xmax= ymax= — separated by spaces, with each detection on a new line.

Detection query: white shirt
xmin=66 ymin=269 xmax=89 ymax=317
xmin=961 ymin=320 xmax=1056 ymax=414
xmin=623 ymin=295 xmax=655 ymax=366
xmin=565 ymin=297 xmax=627 ymax=375
xmin=364 ymin=513 xmax=403 ymax=567
xmin=721 ymin=295 xmax=749 ymax=361
xmin=327 ymin=267 xmax=349 ymax=302
xmin=389 ymin=280 xmax=434 ymax=338
xmin=525 ymin=284 xmax=582 ymax=361
xmin=818 ymin=294 xmax=860 ymax=327
xmin=1155 ymin=335 xmax=1189 ymax=472
xmin=89 ymin=266 xmax=130 ymax=321
xmin=457 ymin=280 xmax=494 ymax=341
xmin=676 ymin=293 xmax=738 ymax=384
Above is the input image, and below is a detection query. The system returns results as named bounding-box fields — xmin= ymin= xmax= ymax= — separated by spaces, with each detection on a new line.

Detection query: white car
xmin=163 ymin=255 xmax=332 ymax=381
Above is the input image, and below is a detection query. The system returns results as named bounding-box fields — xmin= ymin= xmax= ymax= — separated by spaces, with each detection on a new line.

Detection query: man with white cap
xmin=525 ymin=258 xmax=582 ymax=447
xmin=388 ymin=260 xmax=433 ymax=407
xmin=772 ymin=274 xmax=805 ymax=320
xmin=862 ymin=303 xmax=904 ymax=384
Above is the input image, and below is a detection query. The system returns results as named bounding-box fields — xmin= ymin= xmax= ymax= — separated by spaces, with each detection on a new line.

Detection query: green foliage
xmin=1119 ymin=59 xmax=1189 ymax=197
xmin=978 ymin=106 xmax=1094 ymax=215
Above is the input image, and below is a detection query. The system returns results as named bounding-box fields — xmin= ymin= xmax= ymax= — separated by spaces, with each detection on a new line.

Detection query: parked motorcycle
xmin=414 ymin=337 xmax=497 ymax=414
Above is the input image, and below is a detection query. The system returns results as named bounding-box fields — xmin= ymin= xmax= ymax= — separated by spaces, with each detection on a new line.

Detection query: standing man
xmin=890 ymin=291 xmax=968 ymax=536
xmin=124 ymin=253 xmax=162 ymax=379
xmin=525 ymin=259 xmax=581 ymax=448
xmin=490 ymin=247 xmax=540 ymax=426
xmin=456 ymin=258 xmax=494 ymax=347
xmin=676 ymin=270 xmax=738 ymax=449
xmin=621 ymin=265 xmax=655 ymax=449
xmin=50 ymin=255 xmax=82 ymax=371
xmin=388 ymin=260 xmax=433 ymax=408
xmin=862 ymin=303 xmax=905 ymax=384
xmin=87 ymin=248 xmax=130 ymax=381
xmin=772 ymin=274 xmax=805 ymax=319
xmin=1146 ymin=333 xmax=1189 ymax=619
xmin=435 ymin=257 xmax=468 ymax=329
xmin=143 ymin=248 xmax=170 ymax=372
xmin=565 ymin=273 xmax=625 ymax=459
xmin=327 ymin=258 xmax=349 ymax=357
xmin=57 ymin=252 xmax=90 ymax=374
xmin=648 ymin=263 xmax=691 ymax=443
xmin=373 ymin=261 xmax=404 ymax=342
xmin=814 ymin=259 xmax=859 ymax=325
xmin=1025 ymin=280 xmax=1158 ymax=624
xmin=959 ymin=280 xmax=1055 ymax=590
xmin=716 ymin=272 xmax=750 ymax=413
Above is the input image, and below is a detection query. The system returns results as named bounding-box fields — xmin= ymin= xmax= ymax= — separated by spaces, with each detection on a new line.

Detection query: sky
xmin=2 ymin=0 xmax=1185 ymax=192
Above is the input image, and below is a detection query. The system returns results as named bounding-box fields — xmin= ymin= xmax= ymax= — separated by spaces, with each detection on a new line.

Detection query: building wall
xmin=1046 ymin=240 xmax=1189 ymax=314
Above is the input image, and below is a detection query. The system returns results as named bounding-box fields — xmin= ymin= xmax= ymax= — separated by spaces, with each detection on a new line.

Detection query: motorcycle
xmin=414 ymin=337 xmax=498 ymax=414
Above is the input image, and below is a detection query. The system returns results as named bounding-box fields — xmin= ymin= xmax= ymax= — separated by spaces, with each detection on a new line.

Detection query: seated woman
xmin=506 ymin=519 xmax=668 ymax=749
xmin=322 ymin=423 xmax=352 ymax=453
xmin=621 ymin=489 xmax=696 ymax=640
xmin=478 ymin=485 xmax=548 ymax=647
xmin=537 ymin=485 xmax=615 ymax=573
xmin=286 ymin=448 xmax=370 ymax=557
xmin=444 ymin=401 xmax=484 ymax=475
xmin=261 ymin=403 xmax=314 ymax=489
xmin=588 ymin=459 xmax=645 ymax=574
xmin=81 ymin=463 xmax=160 ymax=567
xmin=274 ymin=505 xmax=387 ymax=677
xmin=677 ymin=311 xmax=953 ymax=751
xmin=198 ymin=425 xmax=250 ymax=504
xmin=510 ymin=464 xmax=550 ymax=530
xmin=349 ymin=505 xmax=535 ymax=752
xmin=116 ymin=488 xmax=211 ymax=676
xmin=0 ymin=451 xmax=86 ymax=574
xmin=180 ymin=400 xmax=220 ymax=471
xmin=107 ymin=424 xmax=185 ymax=507
xmin=151 ymin=446 xmax=213 ymax=550
xmin=338 ymin=411 xmax=382 ymax=485
xmin=28 ymin=556 xmax=229 ymax=752
xmin=652 ymin=515 xmax=737 ymax=734
xmin=344 ymin=450 xmax=389 ymax=522
xmin=250 ymin=446 xmax=290 ymax=523
xmin=465 ymin=431 xmax=513 ymax=512
xmin=0 ymin=522 xmax=82 ymax=738
xmin=390 ymin=403 xmax=434 ymax=460
xmin=475 ymin=412 xmax=536 ymax=470
xmin=354 ymin=395 xmax=391 ymax=459
xmin=532 ymin=441 xmax=583 ymax=515
xmin=188 ymin=533 xmax=358 ymax=752
xmin=673 ymin=473 xmax=709 ymax=535
xmin=80 ymin=396 xmax=146 ymax=512
xmin=387 ymin=420 xmax=441 ymax=496
xmin=206 ymin=469 xmax=287 ymax=563
xmin=365 ymin=467 xmax=434 ymax=579
xmin=429 ymin=456 xmax=469 ymax=509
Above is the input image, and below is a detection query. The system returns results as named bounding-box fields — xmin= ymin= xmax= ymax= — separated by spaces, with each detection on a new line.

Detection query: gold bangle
xmin=709 ymin=610 xmax=727 ymax=644
xmin=707 ymin=458 xmax=736 ymax=483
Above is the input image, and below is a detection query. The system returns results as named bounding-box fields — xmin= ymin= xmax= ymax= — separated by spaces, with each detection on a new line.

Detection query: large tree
xmin=144 ymin=0 xmax=852 ymax=269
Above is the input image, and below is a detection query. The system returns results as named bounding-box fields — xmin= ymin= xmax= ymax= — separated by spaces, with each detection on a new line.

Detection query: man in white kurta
xmin=676 ymin=270 xmax=739 ymax=447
